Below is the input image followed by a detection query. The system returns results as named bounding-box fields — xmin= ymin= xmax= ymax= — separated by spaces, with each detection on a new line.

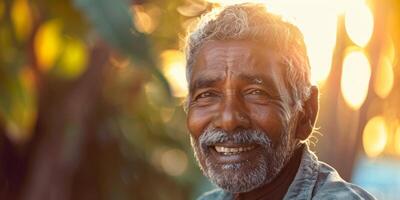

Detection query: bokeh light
xmin=374 ymin=56 xmax=394 ymax=99
xmin=34 ymin=20 xmax=63 ymax=72
xmin=344 ymin=1 xmax=374 ymax=47
xmin=57 ymin=38 xmax=88 ymax=79
xmin=205 ymin=0 xmax=255 ymax=5
xmin=293 ymin=5 xmax=337 ymax=85
xmin=1 ymin=0 xmax=400 ymax=199
xmin=4 ymin=68 xmax=37 ymax=144
xmin=341 ymin=50 xmax=371 ymax=110
xmin=205 ymin=0 xmax=339 ymax=85
xmin=383 ymin=37 xmax=396 ymax=64
xmin=363 ymin=116 xmax=388 ymax=157
xmin=131 ymin=5 xmax=161 ymax=34
xmin=177 ymin=1 xmax=207 ymax=17
xmin=0 ymin=1 xmax=4 ymax=19
xmin=11 ymin=0 xmax=32 ymax=41
xmin=395 ymin=126 xmax=400 ymax=155
xmin=160 ymin=148 xmax=188 ymax=176
xmin=161 ymin=50 xmax=188 ymax=98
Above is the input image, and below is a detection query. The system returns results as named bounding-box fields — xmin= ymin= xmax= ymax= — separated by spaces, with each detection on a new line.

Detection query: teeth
xmin=214 ymin=146 xmax=255 ymax=154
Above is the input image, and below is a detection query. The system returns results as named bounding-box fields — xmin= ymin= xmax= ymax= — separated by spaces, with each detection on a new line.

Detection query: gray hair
xmin=184 ymin=3 xmax=312 ymax=111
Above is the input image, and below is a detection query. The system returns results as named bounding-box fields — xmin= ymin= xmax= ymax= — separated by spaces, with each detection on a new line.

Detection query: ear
xmin=295 ymin=86 xmax=319 ymax=140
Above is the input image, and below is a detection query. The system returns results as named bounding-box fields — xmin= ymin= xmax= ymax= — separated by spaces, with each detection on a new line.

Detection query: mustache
xmin=198 ymin=127 xmax=272 ymax=150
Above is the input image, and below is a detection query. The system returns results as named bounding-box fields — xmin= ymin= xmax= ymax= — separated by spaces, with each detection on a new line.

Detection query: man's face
xmin=187 ymin=40 xmax=300 ymax=193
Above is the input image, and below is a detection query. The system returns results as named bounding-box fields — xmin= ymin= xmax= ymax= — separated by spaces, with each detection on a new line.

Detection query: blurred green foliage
xmin=0 ymin=0 xmax=212 ymax=199
xmin=2 ymin=0 xmax=397 ymax=199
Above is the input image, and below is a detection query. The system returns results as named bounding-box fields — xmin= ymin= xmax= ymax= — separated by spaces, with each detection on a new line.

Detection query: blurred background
xmin=0 ymin=0 xmax=399 ymax=199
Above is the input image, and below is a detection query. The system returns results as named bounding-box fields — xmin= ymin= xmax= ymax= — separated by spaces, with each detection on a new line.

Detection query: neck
xmin=235 ymin=145 xmax=304 ymax=200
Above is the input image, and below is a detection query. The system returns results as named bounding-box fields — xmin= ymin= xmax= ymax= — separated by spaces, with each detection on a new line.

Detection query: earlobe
xmin=295 ymin=86 xmax=319 ymax=140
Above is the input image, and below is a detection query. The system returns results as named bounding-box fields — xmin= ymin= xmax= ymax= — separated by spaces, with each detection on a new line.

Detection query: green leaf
xmin=73 ymin=0 xmax=172 ymax=97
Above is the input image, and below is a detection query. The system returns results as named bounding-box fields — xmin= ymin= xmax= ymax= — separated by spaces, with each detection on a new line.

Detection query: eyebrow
xmin=238 ymin=74 xmax=265 ymax=85
xmin=239 ymin=73 xmax=281 ymax=95
xmin=239 ymin=73 xmax=278 ymax=88
xmin=189 ymin=73 xmax=279 ymax=93
xmin=189 ymin=74 xmax=224 ymax=93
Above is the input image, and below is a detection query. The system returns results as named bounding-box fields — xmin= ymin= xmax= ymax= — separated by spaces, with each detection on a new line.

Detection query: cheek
xmin=187 ymin=107 xmax=215 ymax=138
xmin=249 ymin=106 xmax=289 ymax=142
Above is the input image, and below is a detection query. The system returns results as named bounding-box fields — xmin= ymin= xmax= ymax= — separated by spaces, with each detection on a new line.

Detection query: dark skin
xmin=235 ymin=146 xmax=304 ymax=200
xmin=187 ymin=40 xmax=319 ymax=199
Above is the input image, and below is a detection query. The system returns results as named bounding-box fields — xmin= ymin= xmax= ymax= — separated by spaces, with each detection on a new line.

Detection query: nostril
xmin=217 ymin=111 xmax=250 ymax=132
xmin=238 ymin=113 xmax=246 ymax=120
xmin=213 ymin=99 xmax=250 ymax=131
xmin=237 ymin=112 xmax=250 ymax=124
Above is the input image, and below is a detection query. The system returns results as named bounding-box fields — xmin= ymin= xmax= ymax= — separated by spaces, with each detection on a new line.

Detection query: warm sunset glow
xmin=34 ymin=20 xmax=63 ymax=72
xmin=0 ymin=1 xmax=4 ymax=19
xmin=161 ymin=50 xmax=188 ymax=98
xmin=341 ymin=50 xmax=371 ymax=110
xmin=395 ymin=126 xmax=400 ymax=155
xmin=11 ymin=0 xmax=32 ymax=41
xmin=374 ymin=56 xmax=394 ymax=99
xmin=293 ymin=5 xmax=337 ymax=85
xmin=58 ymin=38 xmax=88 ymax=79
xmin=204 ymin=0 xmax=340 ymax=85
xmin=205 ymin=0 xmax=256 ymax=4
xmin=160 ymin=149 xmax=188 ymax=176
xmin=344 ymin=1 xmax=374 ymax=47
xmin=363 ymin=116 xmax=388 ymax=158
xmin=131 ymin=5 xmax=160 ymax=34
xmin=383 ymin=38 xmax=396 ymax=64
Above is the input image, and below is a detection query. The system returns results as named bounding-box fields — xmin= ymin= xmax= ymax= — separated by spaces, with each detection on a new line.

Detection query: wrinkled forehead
xmin=191 ymin=40 xmax=284 ymax=77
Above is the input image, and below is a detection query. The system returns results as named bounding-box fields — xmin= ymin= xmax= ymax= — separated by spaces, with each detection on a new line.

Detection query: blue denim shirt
xmin=198 ymin=146 xmax=376 ymax=200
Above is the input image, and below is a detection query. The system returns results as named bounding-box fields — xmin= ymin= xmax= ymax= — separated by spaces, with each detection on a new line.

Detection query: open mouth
xmin=207 ymin=144 xmax=260 ymax=164
xmin=214 ymin=145 xmax=256 ymax=155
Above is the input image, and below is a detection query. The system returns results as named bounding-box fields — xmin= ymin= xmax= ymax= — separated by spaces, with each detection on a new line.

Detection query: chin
xmin=190 ymin=128 xmax=297 ymax=193
xmin=209 ymin=162 xmax=268 ymax=193
xmin=196 ymin=147 xmax=283 ymax=193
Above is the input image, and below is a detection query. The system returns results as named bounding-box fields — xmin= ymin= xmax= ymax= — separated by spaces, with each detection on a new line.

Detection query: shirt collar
xmin=212 ymin=144 xmax=319 ymax=200
xmin=283 ymin=144 xmax=319 ymax=200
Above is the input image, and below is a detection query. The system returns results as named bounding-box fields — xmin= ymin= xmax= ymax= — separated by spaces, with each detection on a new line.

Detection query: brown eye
xmin=247 ymin=89 xmax=267 ymax=96
xmin=195 ymin=91 xmax=217 ymax=100
xmin=198 ymin=92 xmax=212 ymax=98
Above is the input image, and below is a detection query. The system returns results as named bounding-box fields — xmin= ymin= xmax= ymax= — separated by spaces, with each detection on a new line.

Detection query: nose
xmin=213 ymin=94 xmax=251 ymax=132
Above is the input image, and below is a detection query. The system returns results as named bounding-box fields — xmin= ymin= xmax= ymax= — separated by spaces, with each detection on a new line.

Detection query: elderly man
xmin=184 ymin=3 xmax=375 ymax=200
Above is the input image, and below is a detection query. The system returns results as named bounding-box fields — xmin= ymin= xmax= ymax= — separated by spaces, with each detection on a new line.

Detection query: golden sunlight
xmin=344 ymin=1 xmax=374 ymax=47
xmin=341 ymin=50 xmax=371 ymax=110
xmin=11 ymin=0 xmax=32 ymax=41
xmin=58 ymin=38 xmax=88 ymax=79
xmin=161 ymin=50 xmax=188 ymax=98
xmin=204 ymin=0 xmax=340 ymax=85
xmin=131 ymin=5 xmax=161 ymax=34
xmin=395 ymin=126 xmax=400 ymax=155
xmin=34 ymin=20 xmax=63 ymax=72
xmin=382 ymin=37 xmax=396 ymax=64
xmin=291 ymin=4 xmax=337 ymax=85
xmin=205 ymin=0 xmax=256 ymax=5
xmin=363 ymin=116 xmax=388 ymax=157
xmin=0 ymin=1 xmax=4 ymax=19
xmin=374 ymin=56 xmax=394 ymax=99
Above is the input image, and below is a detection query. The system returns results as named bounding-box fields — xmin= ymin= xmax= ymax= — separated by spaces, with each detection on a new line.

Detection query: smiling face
xmin=187 ymin=40 xmax=304 ymax=193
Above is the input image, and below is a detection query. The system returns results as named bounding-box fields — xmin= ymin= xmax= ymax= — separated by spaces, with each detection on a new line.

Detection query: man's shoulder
xmin=197 ymin=188 xmax=233 ymax=200
xmin=312 ymin=161 xmax=376 ymax=200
